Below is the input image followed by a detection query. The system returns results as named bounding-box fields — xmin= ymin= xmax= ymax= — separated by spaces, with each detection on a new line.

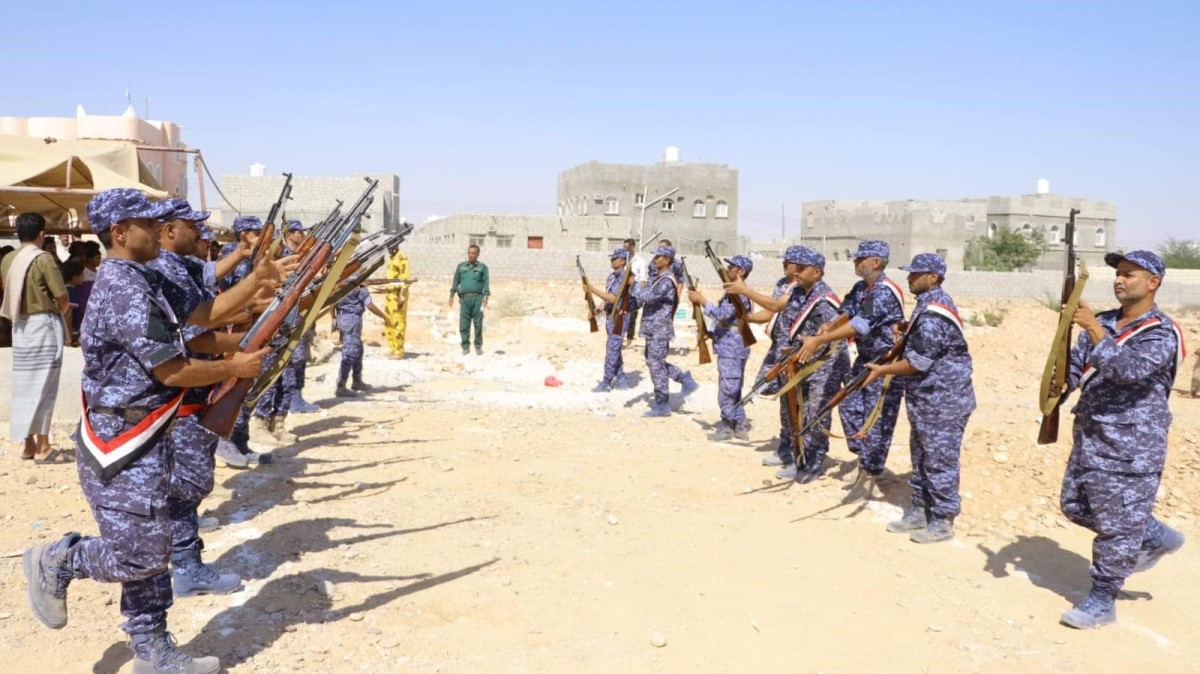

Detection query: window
xmin=605 ymin=197 xmax=619 ymax=215
xmin=1094 ymin=227 xmax=1106 ymax=247
xmin=635 ymin=193 xmax=645 ymax=206
xmin=580 ymin=198 xmax=588 ymax=216
xmin=496 ymin=236 xmax=513 ymax=248
xmin=585 ymin=237 xmax=602 ymax=251
xmin=715 ymin=201 xmax=728 ymax=218
xmin=936 ymin=248 xmax=948 ymax=259
xmin=469 ymin=235 xmax=485 ymax=247
xmin=1049 ymin=224 xmax=1060 ymax=244
xmin=833 ymin=251 xmax=840 ymax=261
xmin=1021 ymin=223 xmax=1033 ymax=237
xmin=527 ymin=236 xmax=544 ymax=249
xmin=692 ymin=200 xmax=706 ymax=217
xmin=965 ymin=215 xmax=976 ymax=233
xmin=988 ymin=222 xmax=998 ymax=238
xmin=807 ymin=211 xmax=815 ymax=228
xmin=608 ymin=238 xmax=624 ymax=249
xmin=660 ymin=199 xmax=675 ymax=212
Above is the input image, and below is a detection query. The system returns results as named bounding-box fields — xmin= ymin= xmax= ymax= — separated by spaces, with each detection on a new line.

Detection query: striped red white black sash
xmin=1079 ymin=316 xmax=1185 ymax=390
xmin=788 ymin=291 xmax=841 ymax=341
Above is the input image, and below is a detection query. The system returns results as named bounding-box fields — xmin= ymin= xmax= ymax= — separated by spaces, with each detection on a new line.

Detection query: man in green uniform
xmin=449 ymin=244 xmax=490 ymax=355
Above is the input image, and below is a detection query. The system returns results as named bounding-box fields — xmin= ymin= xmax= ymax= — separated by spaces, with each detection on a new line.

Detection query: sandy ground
xmin=2 ymin=277 xmax=1199 ymax=674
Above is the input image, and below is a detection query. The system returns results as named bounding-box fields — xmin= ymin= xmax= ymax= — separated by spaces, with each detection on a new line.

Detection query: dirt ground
xmin=2 ymin=276 xmax=1199 ymax=674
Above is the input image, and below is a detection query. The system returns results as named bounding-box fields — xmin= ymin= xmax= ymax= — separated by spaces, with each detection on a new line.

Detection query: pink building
xmin=1 ymin=104 xmax=188 ymax=197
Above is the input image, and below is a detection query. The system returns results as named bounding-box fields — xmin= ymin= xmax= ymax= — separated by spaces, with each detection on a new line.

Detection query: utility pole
xmin=781 ymin=203 xmax=786 ymax=242
xmin=638 ymin=187 xmax=679 ymax=247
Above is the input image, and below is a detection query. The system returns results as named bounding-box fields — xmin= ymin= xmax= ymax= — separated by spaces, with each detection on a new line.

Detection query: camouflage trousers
xmin=167 ymin=415 xmax=219 ymax=558
xmin=717 ymin=356 xmax=747 ymax=428
xmin=337 ymin=318 xmax=364 ymax=385
xmin=908 ymin=412 xmax=969 ymax=520
xmin=602 ymin=321 xmax=625 ymax=382
xmin=1060 ymin=433 xmax=1164 ymax=597
xmin=70 ymin=414 xmax=173 ymax=635
xmin=838 ymin=358 xmax=904 ymax=474
xmin=644 ymin=337 xmax=684 ymax=406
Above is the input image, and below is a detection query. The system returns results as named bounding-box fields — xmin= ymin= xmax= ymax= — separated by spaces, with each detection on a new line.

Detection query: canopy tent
xmin=0 ymin=135 xmax=168 ymax=233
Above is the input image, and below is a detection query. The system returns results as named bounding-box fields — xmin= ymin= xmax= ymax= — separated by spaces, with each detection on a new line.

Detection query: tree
xmin=964 ymin=226 xmax=1047 ymax=271
xmin=1158 ymin=237 xmax=1200 ymax=269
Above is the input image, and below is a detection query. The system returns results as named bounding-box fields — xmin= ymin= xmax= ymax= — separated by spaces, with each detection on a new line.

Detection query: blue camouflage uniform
xmin=44 ymin=190 xmax=181 ymax=639
xmin=599 ymin=248 xmax=633 ymax=388
xmin=220 ymin=216 xmax=264 ymax=449
xmin=253 ymin=228 xmax=310 ymax=419
xmin=147 ymin=239 xmax=222 ymax=567
xmin=1060 ymin=251 xmax=1184 ymax=603
xmin=837 ymin=240 xmax=906 ymax=476
xmin=787 ymin=268 xmax=851 ymax=475
xmin=336 ymin=286 xmax=373 ymax=387
xmin=896 ymin=254 xmax=975 ymax=522
xmin=757 ymin=247 xmax=808 ymax=465
xmin=705 ymin=255 xmax=754 ymax=431
xmin=631 ymin=245 xmax=693 ymax=413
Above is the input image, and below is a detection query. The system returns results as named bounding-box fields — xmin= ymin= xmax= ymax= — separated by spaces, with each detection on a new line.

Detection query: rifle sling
xmin=760 ymin=342 xmax=844 ymax=402
xmin=820 ymin=374 xmax=894 ymax=440
xmin=1038 ymin=262 xmax=1090 ymax=416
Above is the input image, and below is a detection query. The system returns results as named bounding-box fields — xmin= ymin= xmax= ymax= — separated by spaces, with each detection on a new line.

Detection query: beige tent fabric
xmin=0 ymin=136 xmax=167 ymax=230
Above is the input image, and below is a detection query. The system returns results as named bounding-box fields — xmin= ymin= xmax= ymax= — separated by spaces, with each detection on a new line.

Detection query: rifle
xmin=703 ymin=239 xmax=756 ymax=347
xmin=250 ymin=172 xmax=293 ymax=266
xmin=679 ymin=257 xmax=712 ymax=365
xmin=1037 ymin=208 xmax=1088 ymax=445
xmin=576 ymin=256 xmax=600 ymax=333
xmin=201 ymin=179 xmax=377 ymax=434
xmin=738 ymin=314 xmax=849 ymax=408
xmin=610 ymin=264 xmax=633 ymax=335
xmin=795 ymin=320 xmax=910 ymax=440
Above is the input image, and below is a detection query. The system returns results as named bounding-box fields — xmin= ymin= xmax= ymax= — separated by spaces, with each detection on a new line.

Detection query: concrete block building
xmin=799 ymin=181 xmax=1117 ymax=271
xmin=219 ymin=170 xmax=402 ymax=234
xmin=556 ymin=146 xmax=740 ymax=256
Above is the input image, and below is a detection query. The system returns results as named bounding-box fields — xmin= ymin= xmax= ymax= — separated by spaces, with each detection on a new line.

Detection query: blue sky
xmin=7 ymin=1 xmax=1198 ymax=247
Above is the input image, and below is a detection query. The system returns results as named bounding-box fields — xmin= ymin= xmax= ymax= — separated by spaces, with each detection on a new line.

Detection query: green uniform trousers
xmin=459 ymin=293 xmax=484 ymax=349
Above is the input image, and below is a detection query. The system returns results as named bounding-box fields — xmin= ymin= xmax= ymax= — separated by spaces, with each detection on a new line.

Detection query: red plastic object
xmin=544 ymin=375 xmax=563 ymax=387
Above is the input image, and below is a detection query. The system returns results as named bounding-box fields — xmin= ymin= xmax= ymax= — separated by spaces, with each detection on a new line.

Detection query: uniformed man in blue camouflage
xmin=796 ymin=240 xmax=906 ymax=491
xmin=862 ymin=253 xmax=975 ymax=543
xmin=334 ymin=284 xmax=389 ymax=397
xmin=726 ymin=246 xmax=808 ymax=476
xmin=22 ymin=188 xmax=271 ymax=674
xmin=148 ymin=199 xmax=247 ymax=597
xmin=687 ymin=254 xmax=754 ymax=441
xmin=281 ymin=219 xmax=320 ymax=414
xmin=632 ymin=244 xmax=698 ymax=417
xmin=214 ymin=215 xmax=277 ymax=463
xmin=727 ymin=246 xmax=847 ymax=480
xmin=585 ymin=247 xmax=635 ymax=392
xmin=1050 ymin=250 xmax=1186 ymax=629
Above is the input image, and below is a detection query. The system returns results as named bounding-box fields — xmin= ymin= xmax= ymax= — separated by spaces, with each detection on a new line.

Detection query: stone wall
xmin=220 ymin=173 xmax=401 ymax=234
xmin=399 ymin=243 xmax=1200 ymax=307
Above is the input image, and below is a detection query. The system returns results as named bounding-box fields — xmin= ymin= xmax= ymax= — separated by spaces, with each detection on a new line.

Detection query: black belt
xmin=89 ymin=406 xmax=154 ymax=423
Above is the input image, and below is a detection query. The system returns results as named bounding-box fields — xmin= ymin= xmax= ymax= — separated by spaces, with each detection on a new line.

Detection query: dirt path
xmin=1 ymin=280 xmax=1198 ymax=673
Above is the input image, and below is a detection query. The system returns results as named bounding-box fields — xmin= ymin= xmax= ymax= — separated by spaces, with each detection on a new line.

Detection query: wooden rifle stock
xmin=680 ymin=258 xmax=712 ymax=365
xmin=737 ymin=314 xmax=849 ymax=407
xmin=200 ymin=243 xmax=333 ymax=437
xmin=576 ymin=256 xmax=600 ymax=333
xmin=610 ymin=266 xmax=633 ymax=336
xmin=249 ymin=221 xmax=274 ymax=269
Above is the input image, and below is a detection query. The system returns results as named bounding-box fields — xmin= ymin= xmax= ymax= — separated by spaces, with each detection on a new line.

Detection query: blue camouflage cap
xmin=724 ymin=254 xmax=754 ymax=274
xmin=159 ymin=197 xmax=211 ymax=223
xmin=286 ymin=219 xmax=308 ymax=232
xmin=782 ymin=245 xmax=825 ymax=269
xmin=197 ymin=222 xmax=216 ymax=241
xmin=852 ymin=240 xmax=890 ymax=260
xmin=610 ymin=247 xmax=629 ymax=260
xmin=232 ymin=215 xmax=264 ymax=234
xmin=652 ymin=244 xmax=676 ymax=260
xmin=86 ymin=188 xmax=175 ymax=234
xmin=1105 ymin=249 xmax=1166 ymax=277
xmin=900 ymin=252 xmax=948 ymax=277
